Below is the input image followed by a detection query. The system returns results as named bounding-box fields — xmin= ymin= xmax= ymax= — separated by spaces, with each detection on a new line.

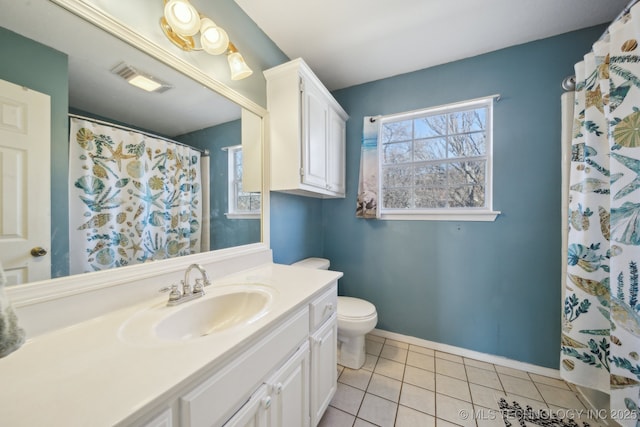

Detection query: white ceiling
xmin=0 ymin=0 xmax=630 ymax=135
xmin=235 ymin=0 xmax=630 ymax=90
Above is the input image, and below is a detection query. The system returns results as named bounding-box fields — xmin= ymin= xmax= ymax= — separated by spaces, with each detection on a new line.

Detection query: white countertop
xmin=0 ymin=263 xmax=342 ymax=427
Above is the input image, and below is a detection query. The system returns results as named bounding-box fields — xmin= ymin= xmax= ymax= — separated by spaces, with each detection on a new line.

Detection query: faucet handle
xmin=193 ymin=278 xmax=205 ymax=295
xmin=160 ymin=284 xmax=181 ymax=303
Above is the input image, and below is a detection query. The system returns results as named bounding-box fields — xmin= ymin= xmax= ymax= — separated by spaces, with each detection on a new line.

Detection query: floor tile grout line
xmin=463 ymin=360 xmax=477 ymax=413
xmin=529 ymin=371 xmax=551 ymax=409
xmin=346 ymin=335 xmax=587 ymax=427
xmin=354 ymin=338 xmax=384 ymax=426
xmin=392 ymin=356 xmax=408 ymax=427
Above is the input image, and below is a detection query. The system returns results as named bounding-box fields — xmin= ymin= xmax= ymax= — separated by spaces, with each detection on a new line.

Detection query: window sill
xmin=225 ymin=212 xmax=260 ymax=220
xmin=379 ymin=210 xmax=500 ymax=222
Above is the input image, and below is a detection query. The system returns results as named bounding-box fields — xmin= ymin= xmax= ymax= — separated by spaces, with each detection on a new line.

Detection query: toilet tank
xmin=292 ymin=257 xmax=330 ymax=270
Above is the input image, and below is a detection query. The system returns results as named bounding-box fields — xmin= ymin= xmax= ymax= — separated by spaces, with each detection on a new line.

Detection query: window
xmin=226 ymin=145 xmax=261 ymax=219
xmin=378 ymin=96 xmax=499 ymax=221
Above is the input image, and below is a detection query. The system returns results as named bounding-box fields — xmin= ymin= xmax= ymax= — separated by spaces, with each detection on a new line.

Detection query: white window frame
xmin=225 ymin=145 xmax=261 ymax=219
xmin=377 ymin=96 xmax=500 ymax=221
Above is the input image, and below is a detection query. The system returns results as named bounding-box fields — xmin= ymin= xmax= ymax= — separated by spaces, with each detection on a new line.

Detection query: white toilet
xmin=293 ymin=257 xmax=378 ymax=369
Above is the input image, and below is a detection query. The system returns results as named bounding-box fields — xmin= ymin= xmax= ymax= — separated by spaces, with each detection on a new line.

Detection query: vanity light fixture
xmin=111 ymin=63 xmax=172 ymax=93
xmin=160 ymin=0 xmax=253 ymax=80
xmin=227 ymin=42 xmax=253 ymax=80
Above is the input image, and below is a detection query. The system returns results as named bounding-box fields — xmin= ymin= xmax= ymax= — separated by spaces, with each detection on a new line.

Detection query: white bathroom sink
xmin=118 ymin=284 xmax=276 ymax=345
xmin=156 ymin=289 xmax=272 ymax=340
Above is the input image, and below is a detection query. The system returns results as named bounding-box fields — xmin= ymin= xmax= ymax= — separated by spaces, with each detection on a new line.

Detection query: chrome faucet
xmin=160 ymin=263 xmax=212 ymax=306
xmin=185 ymin=263 xmax=211 ymax=295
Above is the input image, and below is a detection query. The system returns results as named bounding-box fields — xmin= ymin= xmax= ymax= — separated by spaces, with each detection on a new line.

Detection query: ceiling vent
xmin=111 ymin=62 xmax=172 ymax=93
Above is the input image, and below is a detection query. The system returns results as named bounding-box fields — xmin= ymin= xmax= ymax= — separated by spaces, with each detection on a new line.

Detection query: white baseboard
xmin=371 ymin=328 xmax=561 ymax=379
xmin=575 ymin=385 xmax=611 ymax=422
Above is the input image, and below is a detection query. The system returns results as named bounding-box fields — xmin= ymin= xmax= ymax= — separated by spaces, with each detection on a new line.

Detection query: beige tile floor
xmin=318 ymin=333 xmax=600 ymax=427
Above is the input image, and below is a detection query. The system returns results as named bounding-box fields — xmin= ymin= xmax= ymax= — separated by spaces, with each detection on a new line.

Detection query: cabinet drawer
xmin=309 ymin=284 xmax=337 ymax=330
xmin=181 ymin=307 xmax=309 ymax=427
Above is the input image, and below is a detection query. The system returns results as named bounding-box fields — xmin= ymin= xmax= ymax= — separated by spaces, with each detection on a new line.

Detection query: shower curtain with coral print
xmin=562 ymin=6 xmax=640 ymax=421
xmin=68 ymin=117 xmax=202 ymax=274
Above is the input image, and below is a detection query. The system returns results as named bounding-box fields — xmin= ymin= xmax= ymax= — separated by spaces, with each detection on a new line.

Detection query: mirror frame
xmin=8 ymin=0 xmax=271 ymax=307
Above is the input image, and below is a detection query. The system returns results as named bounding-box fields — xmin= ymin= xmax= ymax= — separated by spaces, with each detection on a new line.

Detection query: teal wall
xmin=0 ymin=27 xmax=69 ymax=278
xmin=177 ymin=120 xmax=260 ymax=249
xmin=271 ymin=192 xmax=324 ymax=265
xmin=270 ymin=25 xmax=605 ymax=369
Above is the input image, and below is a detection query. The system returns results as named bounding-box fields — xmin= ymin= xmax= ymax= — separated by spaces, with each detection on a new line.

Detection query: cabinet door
xmin=327 ymin=109 xmax=346 ymax=195
xmin=142 ymin=408 xmax=173 ymax=427
xmin=268 ymin=342 xmax=310 ymax=427
xmin=223 ymin=384 xmax=270 ymax=427
xmin=301 ymin=78 xmax=328 ymax=189
xmin=310 ymin=314 xmax=337 ymax=426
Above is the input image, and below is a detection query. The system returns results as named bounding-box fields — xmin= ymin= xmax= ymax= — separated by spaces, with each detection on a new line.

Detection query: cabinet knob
xmin=275 ymin=383 xmax=283 ymax=394
xmin=262 ymin=396 xmax=272 ymax=409
xmin=326 ymin=303 xmax=334 ymax=312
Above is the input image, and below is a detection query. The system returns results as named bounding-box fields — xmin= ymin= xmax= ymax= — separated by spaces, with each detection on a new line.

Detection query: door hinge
xmin=300 ymin=167 xmax=304 ymax=176
xmin=299 ymin=77 xmax=305 ymax=92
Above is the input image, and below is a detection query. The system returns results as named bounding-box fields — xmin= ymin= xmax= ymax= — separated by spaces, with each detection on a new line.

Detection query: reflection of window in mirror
xmin=226 ymin=145 xmax=261 ymax=219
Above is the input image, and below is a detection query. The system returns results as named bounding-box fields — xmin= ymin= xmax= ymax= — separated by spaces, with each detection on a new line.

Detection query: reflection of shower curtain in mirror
xmin=68 ymin=117 xmax=202 ymax=274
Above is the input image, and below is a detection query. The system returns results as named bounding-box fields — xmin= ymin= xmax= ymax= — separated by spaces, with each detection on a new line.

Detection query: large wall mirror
xmin=0 ymin=0 xmax=268 ymax=290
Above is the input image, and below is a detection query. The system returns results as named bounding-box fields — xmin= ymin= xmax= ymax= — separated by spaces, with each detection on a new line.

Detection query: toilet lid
xmin=337 ymin=296 xmax=376 ymax=319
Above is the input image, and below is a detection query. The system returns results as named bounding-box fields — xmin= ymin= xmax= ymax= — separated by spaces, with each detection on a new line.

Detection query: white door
xmin=0 ymin=78 xmax=51 ymax=285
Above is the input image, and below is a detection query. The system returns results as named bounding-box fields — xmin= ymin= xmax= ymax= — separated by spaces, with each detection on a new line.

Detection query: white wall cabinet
xmin=265 ymin=58 xmax=348 ymax=198
xmin=327 ymin=109 xmax=346 ymax=195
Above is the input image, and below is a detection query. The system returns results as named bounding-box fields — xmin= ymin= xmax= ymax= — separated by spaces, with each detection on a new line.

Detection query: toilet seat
xmin=291 ymin=257 xmax=378 ymax=369
xmin=337 ymin=296 xmax=376 ymax=320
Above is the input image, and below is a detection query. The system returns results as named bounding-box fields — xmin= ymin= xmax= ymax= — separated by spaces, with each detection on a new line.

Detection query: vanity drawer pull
xmin=309 ymin=284 xmax=337 ymax=330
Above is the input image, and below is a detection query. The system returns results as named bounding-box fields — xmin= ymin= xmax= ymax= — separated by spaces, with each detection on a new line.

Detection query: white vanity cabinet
xmin=222 ymin=384 xmax=270 ymax=427
xmin=308 ymin=286 xmax=338 ymax=426
xmin=265 ymin=58 xmax=348 ymax=198
xmin=166 ymin=282 xmax=337 ymax=427
xmin=1 ymin=259 xmax=344 ymax=427
xmin=266 ymin=342 xmax=310 ymax=427
xmin=224 ymin=342 xmax=311 ymax=427
xmin=180 ymin=307 xmax=310 ymax=427
xmin=142 ymin=409 xmax=174 ymax=427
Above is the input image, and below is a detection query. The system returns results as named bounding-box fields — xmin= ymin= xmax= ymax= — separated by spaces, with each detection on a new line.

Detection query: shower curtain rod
xmin=598 ymin=0 xmax=639 ymax=42
xmin=562 ymin=0 xmax=640 ymax=91
xmin=68 ymin=113 xmax=209 ymax=156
